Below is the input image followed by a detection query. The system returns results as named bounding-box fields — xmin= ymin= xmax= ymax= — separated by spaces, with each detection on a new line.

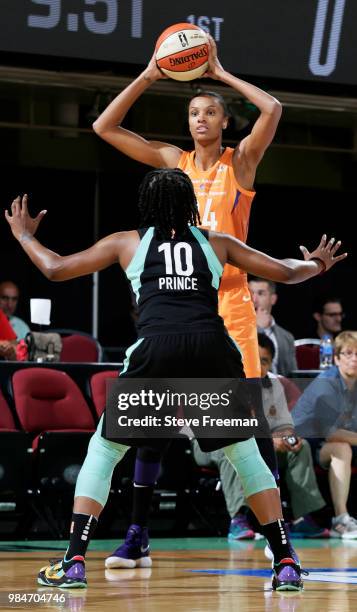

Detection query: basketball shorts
xmin=102 ymin=331 xmax=269 ymax=452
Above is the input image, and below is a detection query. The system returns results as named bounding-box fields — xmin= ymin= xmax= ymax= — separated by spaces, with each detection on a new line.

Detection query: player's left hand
xmin=202 ymin=35 xmax=225 ymax=79
xmin=299 ymin=234 xmax=348 ymax=272
xmin=5 ymin=194 xmax=47 ymax=241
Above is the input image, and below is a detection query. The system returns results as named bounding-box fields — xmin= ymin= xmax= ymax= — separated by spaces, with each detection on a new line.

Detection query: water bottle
xmin=319 ymin=334 xmax=334 ymax=369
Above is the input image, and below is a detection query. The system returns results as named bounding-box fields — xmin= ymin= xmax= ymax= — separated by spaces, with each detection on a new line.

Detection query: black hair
xmin=257 ymin=332 xmax=275 ymax=360
xmin=188 ymin=89 xmax=230 ymax=118
xmin=138 ymin=168 xmax=201 ymax=239
xmin=249 ymin=276 xmax=277 ymax=294
xmin=313 ymin=295 xmax=342 ymax=314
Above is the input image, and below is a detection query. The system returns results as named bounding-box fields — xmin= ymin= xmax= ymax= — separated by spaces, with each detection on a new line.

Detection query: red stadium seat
xmin=11 ymin=368 xmax=95 ymax=434
xmin=10 ymin=368 xmax=96 ymax=535
xmin=294 ymin=338 xmax=320 ymax=370
xmin=89 ymin=370 xmax=119 ymax=418
xmin=61 ymin=334 xmax=99 ymax=362
xmin=277 ymin=375 xmax=302 ymax=411
xmin=49 ymin=329 xmax=102 ymax=362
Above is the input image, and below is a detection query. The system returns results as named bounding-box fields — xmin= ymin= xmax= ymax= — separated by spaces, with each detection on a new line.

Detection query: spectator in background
xmin=293 ymin=330 xmax=357 ymax=539
xmin=0 ymin=281 xmax=30 ymax=340
xmin=192 ymin=333 xmax=328 ymax=540
xmin=312 ymin=295 xmax=344 ymax=339
xmin=0 ymin=308 xmax=17 ymax=360
xmin=248 ymin=277 xmax=297 ymax=376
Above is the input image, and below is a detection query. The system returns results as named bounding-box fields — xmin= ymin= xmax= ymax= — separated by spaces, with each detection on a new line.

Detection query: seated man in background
xmin=293 ymin=330 xmax=357 ymax=539
xmin=312 ymin=295 xmax=344 ymax=339
xmin=0 ymin=307 xmax=17 ymax=360
xmin=0 ymin=280 xmax=30 ymax=340
xmin=193 ymin=333 xmax=328 ymax=539
xmin=248 ymin=277 xmax=297 ymax=376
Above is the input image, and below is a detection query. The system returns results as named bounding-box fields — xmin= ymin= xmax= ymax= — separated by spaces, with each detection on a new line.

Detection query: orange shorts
xmin=218 ymin=276 xmax=260 ymax=378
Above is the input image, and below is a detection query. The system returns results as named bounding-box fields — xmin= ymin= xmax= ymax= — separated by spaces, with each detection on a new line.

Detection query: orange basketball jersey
xmin=178 ymin=147 xmax=260 ymax=377
xmin=178 ymin=147 xmax=255 ymax=287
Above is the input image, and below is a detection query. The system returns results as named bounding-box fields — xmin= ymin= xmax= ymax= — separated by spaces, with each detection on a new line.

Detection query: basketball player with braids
xmin=93 ymin=34 xmax=282 ymax=560
xmin=6 ymin=169 xmax=346 ymax=591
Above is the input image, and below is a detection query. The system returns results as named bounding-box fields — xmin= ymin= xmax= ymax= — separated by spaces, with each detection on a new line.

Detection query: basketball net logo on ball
xmin=155 ymin=23 xmax=209 ymax=81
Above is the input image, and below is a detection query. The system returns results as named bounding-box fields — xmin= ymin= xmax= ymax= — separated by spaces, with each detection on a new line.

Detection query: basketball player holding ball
xmin=93 ymin=28 xmax=282 ymax=567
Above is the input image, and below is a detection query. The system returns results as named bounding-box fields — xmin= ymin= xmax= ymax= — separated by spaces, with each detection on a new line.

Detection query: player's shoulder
xmin=209 ymin=231 xmax=243 ymax=245
xmin=207 ymin=231 xmax=235 ymax=254
xmin=207 ymin=230 xmax=230 ymax=242
xmin=104 ymin=229 xmax=141 ymax=246
xmin=177 ymin=149 xmax=194 ymax=168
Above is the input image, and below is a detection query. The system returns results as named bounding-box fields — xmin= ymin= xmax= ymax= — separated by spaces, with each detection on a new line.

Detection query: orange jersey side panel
xmin=219 ymin=287 xmax=260 ymax=378
xmin=178 ymin=148 xmax=260 ymax=377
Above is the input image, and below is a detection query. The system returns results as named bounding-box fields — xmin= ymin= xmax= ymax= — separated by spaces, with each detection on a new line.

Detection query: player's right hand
xmin=143 ymin=50 xmax=167 ymax=82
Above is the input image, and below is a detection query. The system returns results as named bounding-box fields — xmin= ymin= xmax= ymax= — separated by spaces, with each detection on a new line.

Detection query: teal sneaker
xmin=228 ymin=514 xmax=255 ymax=540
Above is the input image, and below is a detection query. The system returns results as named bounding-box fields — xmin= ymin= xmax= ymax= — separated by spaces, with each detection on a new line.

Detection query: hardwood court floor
xmin=1 ymin=538 xmax=357 ymax=611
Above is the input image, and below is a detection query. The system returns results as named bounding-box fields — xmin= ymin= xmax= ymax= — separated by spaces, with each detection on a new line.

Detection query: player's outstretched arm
xmin=212 ymin=233 xmax=347 ymax=283
xmin=203 ymin=36 xmax=281 ymax=187
xmin=92 ymin=52 xmax=181 ymax=168
xmin=5 ymin=195 xmax=121 ymax=281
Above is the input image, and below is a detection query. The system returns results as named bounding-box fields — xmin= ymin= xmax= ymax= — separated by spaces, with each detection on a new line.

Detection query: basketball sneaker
xmin=37 ymin=555 xmax=87 ymax=588
xmin=228 ymin=514 xmax=255 ymax=540
xmin=330 ymin=513 xmax=357 ymax=539
xmin=105 ymin=524 xmax=152 ymax=569
xmin=272 ymin=558 xmax=305 ymax=591
xmin=289 ymin=516 xmax=330 ymax=539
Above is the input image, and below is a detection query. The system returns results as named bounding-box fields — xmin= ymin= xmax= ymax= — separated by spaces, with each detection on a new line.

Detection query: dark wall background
xmin=0 ymin=157 xmax=143 ymax=349
xmin=247 ymin=183 xmax=356 ymax=338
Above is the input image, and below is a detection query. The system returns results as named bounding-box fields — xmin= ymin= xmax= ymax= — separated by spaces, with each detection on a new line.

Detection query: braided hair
xmin=138 ymin=168 xmax=201 ymax=239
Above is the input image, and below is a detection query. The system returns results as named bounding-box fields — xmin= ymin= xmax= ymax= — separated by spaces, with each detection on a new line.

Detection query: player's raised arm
xmin=92 ymin=52 xmax=182 ymax=169
xmin=204 ymin=36 xmax=281 ymax=189
xmin=5 ymin=195 xmax=128 ymax=281
xmin=210 ymin=232 xmax=347 ymax=284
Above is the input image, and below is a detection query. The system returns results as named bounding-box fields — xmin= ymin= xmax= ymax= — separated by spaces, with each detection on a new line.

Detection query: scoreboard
xmin=0 ymin=1 xmax=355 ymax=85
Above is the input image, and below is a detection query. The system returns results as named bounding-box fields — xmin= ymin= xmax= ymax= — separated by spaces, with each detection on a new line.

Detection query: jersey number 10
xmin=158 ymin=243 xmax=194 ymax=276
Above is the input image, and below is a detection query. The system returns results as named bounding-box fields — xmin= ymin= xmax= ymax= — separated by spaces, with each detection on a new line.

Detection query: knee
xmin=223 ymin=438 xmax=276 ymax=498
xmin=331 ymin=442 xmax=352 ymax=461
xmin=75 ymin=433 xmax=129 ymax=506
xmin=86 ymin=430 xmax=129 ymax=478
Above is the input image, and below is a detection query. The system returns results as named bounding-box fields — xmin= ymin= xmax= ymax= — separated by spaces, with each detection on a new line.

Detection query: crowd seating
xmin=89 ymin=370 xmax=119 ymax=418
xmin=0 ymin=387 xmax=16 ymax=430
xmin=0 ymin=388 xmax=33 ymax=536
xmin=1 ymin=361 xmax=357 ymax=537
xmin=49 ymin=329 xmax=103 ymax=362
xmin=294 ymin=338 xmax=320 ymax=370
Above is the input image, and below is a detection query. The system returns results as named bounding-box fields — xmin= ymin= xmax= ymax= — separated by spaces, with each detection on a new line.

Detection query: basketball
xmin=155 ymin=23 xmax=209 ymax=81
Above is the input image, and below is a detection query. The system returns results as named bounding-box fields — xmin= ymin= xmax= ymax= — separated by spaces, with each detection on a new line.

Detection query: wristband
xmin=310 ymin=257 xmax=326 ymax=274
